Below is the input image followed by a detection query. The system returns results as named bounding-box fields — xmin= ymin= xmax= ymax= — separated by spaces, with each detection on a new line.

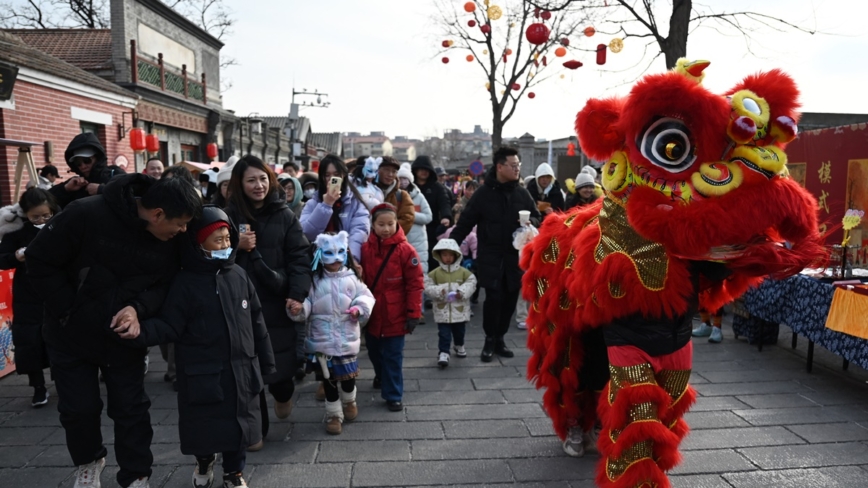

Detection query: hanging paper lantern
xmin=505 ymin=48 xmax=513 ymax=55
xmin=554 ymin=46 xmax=567 ymax=57
xmin=480 ymin=24 xmax=491 ymax=35
xmin=563 ymin=60 xmax=583 ymax=70
xmin=464 ymin=1 xmax=476 ymax=12
xmin=500 ymin=89 xmax=505 ymax=95
xmin=487 ymin=5 xmax=502 ymax=20
xmin=129 ymin=127 xmax=146 ymax=154
xmin=503 ymin=54 xmax=508 ymax=63
xmin=541 ymin=10 xmax=552 ymax=20
xmin=559 ymin=74 xmax=565 ymax=79
xmin=584 ymin=26 xmax=596 ymax=37
xmin=512 ymin=83 xmax=521 ymax=90
xmin=525 ymin=23 xmax=550 ymax=45
xmin=596 ymin=44 xmax=607 ymax=65
xmin=528 ymin=92 xmax=536 ymax=99
xmin=442 ymin=57 xmax=450 ymax=64
xmin=485 ymin=82 xmax=491 ymax=90
xmin=466 ymin=54 xmax=475 ymax=62
xmin=145 ymin=134 xmax=160 ymax=154
xmin=609 ymin=38 xmax=623 ymax=53
xmin=206 ymin=142 xmax=219 ymax=161
xmin=468 ymin=19 xmax=476 ymax=27
xmin=542 ymin=55 xmax=547 ymax=66
xmin=560 ymin=38 xmax=570 ymax=46
xmin=483 ymin=49 xmax=489 ymax=55
xmin=567 ymin=142 xmax=576 ymax=156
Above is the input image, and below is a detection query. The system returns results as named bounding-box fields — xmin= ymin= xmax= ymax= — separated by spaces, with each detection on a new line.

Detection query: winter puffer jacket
xmin=377 ymin=182 xmax=415 ymax=236
xmin=450 ymin=166 xmax=541 ymax=291
xmin=130 ymin=214 xmax=276 ymax=455
xmin=355 ymin=180 xmax=384 ymax=210
xmin=360 ymin=227 xmax=424 ymax=338
xmin=51 ymin=132 xmax=125 ymax=208
xmin=527 ymin=178 xmax=566 ymax=216
xmin=299 ymin=192 xmax=370 ymax=260
xmin=424 ymin=239 xmax=477 ymax=324
xmin=290 ymin=268 xmax=375 ymax=357
xmin=405 ymin=184 xmax=433 ymax=273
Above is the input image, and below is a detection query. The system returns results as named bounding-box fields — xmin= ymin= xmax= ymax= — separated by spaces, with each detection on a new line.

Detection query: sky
xmin=219 ymin=0 xmax=868 ymax=142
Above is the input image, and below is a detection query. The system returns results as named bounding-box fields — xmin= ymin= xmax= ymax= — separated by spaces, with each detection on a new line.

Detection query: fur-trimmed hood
xmin=0 ymin=204 xmax=25 ymax=240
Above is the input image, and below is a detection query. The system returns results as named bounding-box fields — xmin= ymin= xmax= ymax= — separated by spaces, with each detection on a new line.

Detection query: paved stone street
xmin=2 ymin=307 xmax=868 ymax=487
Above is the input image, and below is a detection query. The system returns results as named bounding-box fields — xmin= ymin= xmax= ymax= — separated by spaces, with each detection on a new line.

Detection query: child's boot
xmin=325 ymin=400 xmax=344 ymax=435
xmin=340 ymin=386 xmax=358 ymax=421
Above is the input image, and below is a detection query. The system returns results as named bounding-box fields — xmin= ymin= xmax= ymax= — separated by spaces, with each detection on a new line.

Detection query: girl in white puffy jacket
xmin=287 ymin=231 xmax=375 ymax=435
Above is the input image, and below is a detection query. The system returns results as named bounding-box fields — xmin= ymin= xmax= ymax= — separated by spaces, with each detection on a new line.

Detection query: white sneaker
xmin=454 ymin=345 xmax=467 ymax=358
xmin=73 ymin=457 xmax=105 ymax=488
xmin=192 ymin=455 xmax=215 ymax=488
xmin=222 ymin=473 xmax=248 ymax=487
xmin=562 ymin=426 xmax=585 ymax=457
xmin=128 ymin=477 xmax=150 ymax=488
xmin=438 ymin=352 xmax=449 ymax=368
xmin=517 ymin=322 xmax=527 ymax=330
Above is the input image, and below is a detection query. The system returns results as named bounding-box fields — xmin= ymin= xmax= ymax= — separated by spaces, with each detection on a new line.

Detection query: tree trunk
xmin=662 ymin=0 xmax=692 ymax=69
xmin=491 ymin=107 xmax=504 ymax=149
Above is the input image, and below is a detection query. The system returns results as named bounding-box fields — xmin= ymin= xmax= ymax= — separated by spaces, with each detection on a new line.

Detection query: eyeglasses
xmin=505 ymin=163 xmax=521 ymax=170
xmin=28 ymin=214 xmax=53 ymax=224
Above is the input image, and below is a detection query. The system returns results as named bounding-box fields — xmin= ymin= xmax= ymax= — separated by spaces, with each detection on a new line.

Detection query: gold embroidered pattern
xmin=536 ymin=277 xmax=549 ymax=297
xmin=594 ymin=199 xmax=669 ymax=291
xmin=606 ymin=440 xmax=654 ymax=480
xmin=657 ymin=369 xmax=691 ymax=404
xmin=564 ymin=249 xmax=575 ymax=269
xmin=542 ymin=237 xmax=560 ymax=264
xmin=547 ymin=321 xmax=556 ymax=334
xmin=559 ymin=290 xmax=571 ymax=310
xmin=564 ymin=213 xmax=578 ymax=227
xmin=609 ymin=363 xmax=656 ymax=404
xmin=609 ymin=282 xmax=625 ymax=298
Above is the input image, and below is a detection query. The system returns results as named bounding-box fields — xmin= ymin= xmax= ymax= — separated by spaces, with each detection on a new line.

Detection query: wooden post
xmin=130 ymin=40 xmax=138 ymax=83
xmin=158 ymin=53 xmax=165 ymax=91
xmin=182 ymin=64 xmax=188 ymax=98
xmin=201 ymin=72 xmax=207 ymax=104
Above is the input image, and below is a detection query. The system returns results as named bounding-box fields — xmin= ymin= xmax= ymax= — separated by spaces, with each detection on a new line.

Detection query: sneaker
xmin=582 ymin=428 xmax=599 ymax=453
xmin=315 ymin=382 xmax=326 ymax=401
xmin=562 ymin=426 xmax=585 ymax=457
xmin=326 ymin=415 xmax=342 ymax=435
xmin=222 ymin=472 xmax=248 ymax=488
xmin=274 ymin=399 xmax=293 ymax=419
xmin=143 ymin=355 xmax=149 ymax=375
xmin=246 ymin=439 xmax=264 ymax=452
xmin=73 ymin=457 xmax=105 ymax=488
xmin=128 ymin=477 xmax=150 ymax=488
xmin=709 ymin=326 xmax=723 ymax=343
xmin=192 ymin=456 xmax=215 ymax=488
xmin=517 ymin=322 xmax=527 ymax=330
xmin=480 ymin=338 xmax=494 ymax=363
xmin=454 ymin=345 xmax=467 ymax=358
xmin=31 ymin=386 xmax=49 ymax=408
xmin=692 ymin=322 xmax=713 ymax=337
xmin=438 ymin=352 xmax=450 ymax=368
xmin=386 ymin=400 xmax=403 ymax=412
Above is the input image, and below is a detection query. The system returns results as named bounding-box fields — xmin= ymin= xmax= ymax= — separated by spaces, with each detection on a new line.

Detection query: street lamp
xmin=289 ymin=88 xmax=331 ymax=164
xmin=240 ymin=112 xmax=263 ymax=156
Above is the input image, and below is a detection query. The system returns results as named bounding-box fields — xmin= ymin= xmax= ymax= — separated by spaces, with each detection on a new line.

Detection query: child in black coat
xmin=117 ymin=206 xmax=275 ymax=488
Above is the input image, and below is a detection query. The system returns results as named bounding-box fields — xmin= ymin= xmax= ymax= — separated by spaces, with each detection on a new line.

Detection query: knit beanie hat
xmin=397 ymin=163 xmax=414 ymax=182
xmin=575 ymin=173 xmax=595 ymax=189
xmin=197 ymin=221 xmax=229 ymax=244
xmin=371 ymin=202 xmax=397 ymax=221
xmin=580 ymin=165 xmax=598 ymax=180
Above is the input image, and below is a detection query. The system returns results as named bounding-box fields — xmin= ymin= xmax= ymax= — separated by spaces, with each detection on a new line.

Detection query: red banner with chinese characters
xmin=0 ymin=269 xmax=15 ymax=378
xmin=785 ymin=123 xmax=868 ymax=266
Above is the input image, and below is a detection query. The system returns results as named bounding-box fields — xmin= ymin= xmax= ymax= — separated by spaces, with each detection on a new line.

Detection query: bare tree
xmin=525 ymin=0 xmax=816 ymax=70
xmin=0 ymin=0 xmax=108 ymax=28
xmin=435 ymin=0 xmax=595 ymax=148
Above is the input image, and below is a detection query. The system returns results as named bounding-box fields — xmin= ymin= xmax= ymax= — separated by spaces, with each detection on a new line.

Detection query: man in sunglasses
xmin=50 ymin=133 xmax=126 ymax=208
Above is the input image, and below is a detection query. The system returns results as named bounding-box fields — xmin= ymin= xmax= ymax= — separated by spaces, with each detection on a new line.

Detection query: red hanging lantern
xmin=441 ymin=40 xmax=451 ymax=48
xmin=464 ymin=1 xmax=476 ymax=12
xmin=129 ymin=127 xmax=146 ymax=154
xmin=468 ymin=19 xmax=476 ymax=27
xmin=567 ymin=143 xmax=576 ymax=156
xmin=466 ymin=54 xmax=475 ymax=62
xmin=525 ymin=23 xmax=550 ymax=45
xmin=560 ymin=38 xmax=570 ymax=46
xmin=563 ymin=60 xmax=583 ymax=70
xmin=596 ymin=44 xmax=607 ymax=65
xmin=555 ymin=47 xmax=567 ymax=57
xmin=480 ymin=24 xmax=491 ymax=35
xmin=584 ymin=26 xmax=596 ymax=37
xmin=145 ymin=134 xmax=160 ymax=154
xmin=505 ymin=48 xmax=513 ymax=55
xmin=442 ymin=57 xmax=450 ymax=64
xmin=528 ymin=92 xmax=536 ymax=99
xmin=540 ymin=10 xmax=552 ymax=20
xmin=206 ymin=142 xmax=219 ymax=161
xmin=512 ymin=83 xmax=521 ymax=90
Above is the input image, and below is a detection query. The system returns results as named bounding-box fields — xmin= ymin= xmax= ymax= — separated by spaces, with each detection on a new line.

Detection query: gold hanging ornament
xmin=560 ymin=74 xmax=565 ymax=79
xmin=487 ymin=5 xmax=503 ymax=20
xmin=484 ymin=0 xmax=490 ymax=5
xmin=483 ymin=49 xmax=489 ymax=55
xmin=609 ymin=38 xmax=624 ymax=53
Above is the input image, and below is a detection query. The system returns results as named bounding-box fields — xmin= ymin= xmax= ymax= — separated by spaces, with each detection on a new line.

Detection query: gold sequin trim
xmin=609 ymin=363 xmax=656 ymax=404
xmin=629 ymin=402 xmax=658 ymax=423
xmin=609 ymin=282 xmax=625 ymax=298
xmin=564 ymin=213 xmax=578 ymax=227
xmin=564 ymin=249 xmax=575 ymax=269
xmin=594 ymin=199 xmax=669 ymax=291
xmin=657 ymin=369 xmax=691 ymax=404
xmin=606 ymin=440 xmax=654 ymax=481
xmin=542 ymin=237 xmax=560 ymax=264
xmin=547 ymin=321 xmax=556 ymax=334
xmin=533 ymin=300 xmax=541 ymax=313
xmin=536 ymin=277 xmax=549 ymax=297
xmin=559 ymin=290 xmax=571 ymax=310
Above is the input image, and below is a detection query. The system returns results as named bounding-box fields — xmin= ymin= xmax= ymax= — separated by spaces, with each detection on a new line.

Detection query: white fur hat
xmin=575 ymin=173 xmax=595 ymax=189
xmin=217 ymin=156 xmax=239 ymax=186
xmin=535 ymin=163 xmax=555 ymax=180
xmin=398 ymin=162 xmax=414 ymax=182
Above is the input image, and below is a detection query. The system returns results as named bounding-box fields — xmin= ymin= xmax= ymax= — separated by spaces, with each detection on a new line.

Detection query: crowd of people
xmin=0 ymin=131 xmax=608 ymax=488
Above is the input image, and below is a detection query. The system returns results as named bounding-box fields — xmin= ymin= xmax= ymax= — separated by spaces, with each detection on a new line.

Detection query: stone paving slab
xmin=785 ymin=421 xmax=868 ymax=443
xmin=738 ymin=441 xmax=868 ymax=470
xmin=352 ymin=459 xmax=514 ymax=486
xmin=723 ymin=466 xmax=868 ymax=487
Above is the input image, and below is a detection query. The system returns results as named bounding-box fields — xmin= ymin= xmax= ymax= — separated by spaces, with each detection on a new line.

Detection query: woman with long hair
xmin=224 ymin=155 xmax=312 ymax=450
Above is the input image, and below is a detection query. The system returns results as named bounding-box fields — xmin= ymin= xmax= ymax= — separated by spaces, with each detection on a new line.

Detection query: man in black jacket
xmin=26 ymin=174 xmax=202 ymax=488
xmin=412 ymin=156 xmax=453 ymax=273
xmin=51 ymin=132 xmax=126 ymax=208
xmin=450 ymin=147 xmax=541 ymax=362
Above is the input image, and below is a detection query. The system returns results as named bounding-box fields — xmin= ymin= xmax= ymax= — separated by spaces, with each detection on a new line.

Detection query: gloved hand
xmin=405 ymin=319 xmax=417 ymax=334
xmin=462 ymin=258 xmax=474 ymax=270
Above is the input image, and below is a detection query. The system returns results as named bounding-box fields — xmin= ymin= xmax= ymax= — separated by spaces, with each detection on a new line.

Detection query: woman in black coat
xmin=0 ymin=188 xmax=59 ymax=407
xmin=225 ymin=155 xmax=312 ymax=441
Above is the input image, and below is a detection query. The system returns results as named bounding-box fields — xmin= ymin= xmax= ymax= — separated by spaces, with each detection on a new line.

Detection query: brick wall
xmin=0 ymin=80 xmax=138 ymax=206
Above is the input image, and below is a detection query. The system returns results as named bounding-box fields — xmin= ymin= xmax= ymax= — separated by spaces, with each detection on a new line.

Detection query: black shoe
xmin=172 ymin=380 xmax=178 ymax=392
xmin=480 ymin=337 xmax=494 ymax=363
xmin=494 ymin=338 xmax=515 ymax=358
xmin=163 ymin=373 xmax=175 ymax=383
xmin=387 ymin=401 xmax=403 ymax=412
xmin=372 ymin=376 xmax=381 ymax=389
xmin=31 ymin=386 xmax=49 ymax=408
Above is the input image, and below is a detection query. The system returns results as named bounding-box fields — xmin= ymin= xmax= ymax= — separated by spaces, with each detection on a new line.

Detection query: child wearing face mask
xmin=0 ymin=188 xmax=59 ymax=407
xmin=118 ymin=205 xmax=275 ymax=488
xmin=287 ymin=231 xmax=374 ymax=435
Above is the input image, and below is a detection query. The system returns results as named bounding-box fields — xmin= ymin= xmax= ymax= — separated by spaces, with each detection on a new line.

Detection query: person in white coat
xmin=398 ymin=163 xmax=433 ymax=323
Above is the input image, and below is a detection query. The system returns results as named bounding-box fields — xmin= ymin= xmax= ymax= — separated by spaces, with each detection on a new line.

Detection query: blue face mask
xmin=207 ymin=247 xmax=233 ymax=260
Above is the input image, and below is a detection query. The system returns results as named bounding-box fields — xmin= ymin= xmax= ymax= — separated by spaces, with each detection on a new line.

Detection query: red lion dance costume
xmin=521 ymin=60 xmax=826 ymax=488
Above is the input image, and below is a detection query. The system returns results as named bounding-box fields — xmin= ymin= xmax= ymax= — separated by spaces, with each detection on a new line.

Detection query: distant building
xmin=391 ymin=136 xmax=417 ymax=162
xmin=343 ymin=132 xmax=392 ymax=159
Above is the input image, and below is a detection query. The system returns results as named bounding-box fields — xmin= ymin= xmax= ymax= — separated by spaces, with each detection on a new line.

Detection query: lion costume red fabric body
xmin=521 ymin=60 xmax=826 ymax=488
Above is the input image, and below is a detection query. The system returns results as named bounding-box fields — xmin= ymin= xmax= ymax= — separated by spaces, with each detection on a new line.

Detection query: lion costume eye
xmin=638 ymin=117 xmax=696 ymax=173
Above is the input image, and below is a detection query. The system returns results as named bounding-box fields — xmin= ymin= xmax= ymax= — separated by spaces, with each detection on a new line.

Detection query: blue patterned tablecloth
xmin=733 ymin=274 xmax=868 ymax=370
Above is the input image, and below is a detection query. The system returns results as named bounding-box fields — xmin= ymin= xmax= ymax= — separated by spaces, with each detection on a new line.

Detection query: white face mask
xmin=206 ymin=246 xmax=233 ymax=260
xmin=399 ymin=178 xmax=410 ymax=190
xmin=33 ymin=224 xmax=46 ymax=230
xmin=304 ymin=189 xmax=317 ymax=199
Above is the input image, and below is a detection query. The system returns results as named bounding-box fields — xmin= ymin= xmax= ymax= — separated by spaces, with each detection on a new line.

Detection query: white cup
xmin=518 ymin=210 xmax=531 ymax=225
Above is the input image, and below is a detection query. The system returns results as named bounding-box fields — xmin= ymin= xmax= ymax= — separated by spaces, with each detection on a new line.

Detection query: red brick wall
xmin=0 ymin=80 xmax=138 ymax=206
